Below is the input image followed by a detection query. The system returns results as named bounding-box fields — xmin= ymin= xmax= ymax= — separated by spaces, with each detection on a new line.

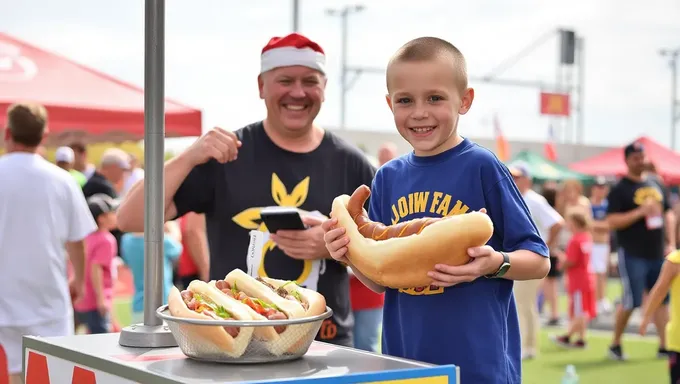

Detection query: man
xmin=55 ymin=146 xmax=87 ymax=187
xmin=509 ymin=162 xmax=564 ymax=360
xmin=349 ymin=141 xmax=398 ymax=352
xmin=607 ymin=141 xmax=676 ymax=360
xmin=590 ymin=176 xmax=612 ymax=314
xmin=0 ymin=103 xmax=96 ymax=384
xmin=69 ymin=142 xmax=96 ymax=180
xmin=82 ymin=148 xmax=130 ymax=199
xmin=122 ymin=153 xmax=144 ymax=196
xmin=118 ymin=33 xmax=376 ymax=346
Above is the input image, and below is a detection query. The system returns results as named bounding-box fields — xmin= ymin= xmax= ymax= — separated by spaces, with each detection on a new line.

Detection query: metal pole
xmin=671 ymin=55 xmax=678 ymax=150
xmin=292 ymin=0 xmax=300 ymax=32
xmin=576 ymin=37 xmax=585 ymax=145
xmin=340 ymin=9 xmax=348 ymax=129
xmin=119 ymin=0 xmax=177 ymax=348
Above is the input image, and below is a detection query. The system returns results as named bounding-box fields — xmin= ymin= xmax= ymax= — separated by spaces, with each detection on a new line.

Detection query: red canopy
xmin=569 ymin=136 xmax=680 ymax=184
xmin=0 ymin=33 xmax=201 ymax=145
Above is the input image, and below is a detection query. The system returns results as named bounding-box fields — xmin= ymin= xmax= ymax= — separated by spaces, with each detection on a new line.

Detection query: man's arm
xmin=666 ymin=209 xmax=677 ymax=249
xmin=184 ymin=213 xmax=211 ymax=281
xmin=607 ymin=207 xmax=645 ymax=230
xmin=117 ymin=153 xmax=196 ymax=232
xmin=65 ymin=240 xmax=86 ymax=289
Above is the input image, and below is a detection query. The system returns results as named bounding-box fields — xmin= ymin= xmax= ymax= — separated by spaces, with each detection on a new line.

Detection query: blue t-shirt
xmin=591 ymin=199 xmax=608 ymax=221
xmin=369 ymin=138 xmax=548 ymax=384
xmin=121 ymin=234 xmax=183 ymax=313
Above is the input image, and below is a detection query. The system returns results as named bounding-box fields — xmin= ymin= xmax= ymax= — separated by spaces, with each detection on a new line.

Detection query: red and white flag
xmin=544 ymin=125 xmax=558 ymax=162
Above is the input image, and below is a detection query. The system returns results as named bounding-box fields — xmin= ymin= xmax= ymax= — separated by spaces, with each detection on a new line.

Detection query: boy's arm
xmin=91 ymin=263 xmax=106 ymax=309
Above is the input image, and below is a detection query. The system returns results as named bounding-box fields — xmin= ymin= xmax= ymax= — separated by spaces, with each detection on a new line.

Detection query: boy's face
xmin=97 ymin=212 xmax=117 ymax=231
xmin=385 ymin=57 xmax=474 ymax=156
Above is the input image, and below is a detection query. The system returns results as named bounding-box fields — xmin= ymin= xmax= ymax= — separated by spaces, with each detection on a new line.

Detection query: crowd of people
xmin=0 ymin=30 xmax=677 ymax=384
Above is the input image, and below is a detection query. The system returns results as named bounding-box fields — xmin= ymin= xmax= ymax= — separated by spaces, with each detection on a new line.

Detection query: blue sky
xmin=2 ymin=0 xmax=679 ymax=148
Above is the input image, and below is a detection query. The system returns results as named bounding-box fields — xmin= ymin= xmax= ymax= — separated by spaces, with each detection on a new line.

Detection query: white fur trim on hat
xmin=260 ymin=46 xmax=326 ymax=74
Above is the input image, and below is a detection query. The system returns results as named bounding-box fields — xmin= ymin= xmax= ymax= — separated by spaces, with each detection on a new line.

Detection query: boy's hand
xmin=427 ymin=246 xmax=504 ymax=287
xmin=322 ymin=217 xmax=350 ymax=264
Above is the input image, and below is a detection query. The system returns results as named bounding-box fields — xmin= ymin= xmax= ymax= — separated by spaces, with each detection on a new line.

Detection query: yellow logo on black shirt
xmin=633 ymin=186 xmax=662 ymax=206
xmin=231 ymin=173 xmax=315 ymax=284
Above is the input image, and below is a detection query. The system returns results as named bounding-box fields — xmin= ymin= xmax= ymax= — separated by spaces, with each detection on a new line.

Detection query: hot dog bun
xmin=224 ymin=269 xmax=317 ymax=356
xmin=331 ymin=187 xmax=494 ymax=289
xmin=259 ymin=277 xmax=327 ymax=317
xmin=167 ymin=282 xmax=255 ymax=358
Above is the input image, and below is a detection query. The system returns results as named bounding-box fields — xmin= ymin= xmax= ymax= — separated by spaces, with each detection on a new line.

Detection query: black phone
xmin=260 ymin=207 xmax=306 ymax=232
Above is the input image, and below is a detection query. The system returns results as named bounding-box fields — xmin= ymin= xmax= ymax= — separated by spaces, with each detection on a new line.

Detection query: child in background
xmin=322 ymin=37 xmax=549 ymax=384
xmin=553 ymin=210 xmax=596 ymax=348
xmin=640 ymin=250 xmax=680 ymax=382
xmin=121 ymin=220 xmax=183 ymax=324
xmin=73 ymin=194 xmax=119 ymax=334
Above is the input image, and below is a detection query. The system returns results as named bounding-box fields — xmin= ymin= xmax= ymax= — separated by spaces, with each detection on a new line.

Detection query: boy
xmin=552 ymin=210 xmax=596 ymax=348
xmin=640 ymin=250 xmax=680 ymax=382
xmin=73 ymin=194 xmax=119 ymax=334
xmin=322 ymin=37 xmax=549 ymax=384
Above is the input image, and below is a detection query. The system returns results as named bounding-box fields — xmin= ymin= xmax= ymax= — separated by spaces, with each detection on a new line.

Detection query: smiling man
xmin=117 ymin=33 xmax=376 ymax=346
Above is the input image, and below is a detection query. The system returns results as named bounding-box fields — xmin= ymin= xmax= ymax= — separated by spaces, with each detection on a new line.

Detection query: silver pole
xmin=660 ymin=48 xmax=680 ymax=151
xmin=340 ymin=8 xmax=348 ymax=130
xmin=292 ymin=0 xmax=300 ymax=32
xmin=119 ymin=0 xmax=177 ymax=347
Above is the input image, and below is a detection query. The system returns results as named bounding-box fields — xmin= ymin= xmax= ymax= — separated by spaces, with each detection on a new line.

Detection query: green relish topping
xmin=194 ymin=293 xmax=232 ymax=319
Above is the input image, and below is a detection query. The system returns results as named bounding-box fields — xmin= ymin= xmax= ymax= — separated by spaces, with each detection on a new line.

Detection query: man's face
xmin=102 ymin=164 xmax=126 ymax=184
xmin=258 ymin=66 xmax=326 ymax=134
xmin=513 ymin=174 xmax=530 ymax=192
xmin=626 ymin=151 xmax=646 ymax=176
xmin=591 ymin=184 xmax=609 ymax=199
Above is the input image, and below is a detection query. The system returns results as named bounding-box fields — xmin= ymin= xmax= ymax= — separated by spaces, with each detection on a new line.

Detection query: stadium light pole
xmin=660 ymin=48 xmax=680 ymax=151
xmin=292 ymin=0 xmax=300 ymax=32
xmin=326 ymin=4 xmax=365 ymax=129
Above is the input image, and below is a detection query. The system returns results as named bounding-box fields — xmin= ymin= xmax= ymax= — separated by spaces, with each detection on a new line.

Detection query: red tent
xmin=569 ymin=136 xmax=680 ymax=184
xmin=0 ymin=33 xmax=201 ymax=145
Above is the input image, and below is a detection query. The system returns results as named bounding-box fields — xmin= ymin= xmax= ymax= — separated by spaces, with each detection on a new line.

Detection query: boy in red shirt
xmin=553 ymin=209 xmax=597 ymax=348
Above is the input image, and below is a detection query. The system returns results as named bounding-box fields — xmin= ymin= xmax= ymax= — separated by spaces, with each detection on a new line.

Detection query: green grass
xmin=113 ymin=297 xmax=132 ymax=327
xmin=523 ymin=330 xmax=667 ymax=383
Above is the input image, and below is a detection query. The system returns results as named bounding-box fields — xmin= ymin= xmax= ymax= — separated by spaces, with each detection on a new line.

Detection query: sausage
xmin=347 ymin=185 xmax=446 ymax=239
xmin=223 ymin=326 xmax=240 ymax=338
xmin=267 ymin=311 xmax=288 ymax=334
xmin=215 ymin=280 xmax=231 ymax=290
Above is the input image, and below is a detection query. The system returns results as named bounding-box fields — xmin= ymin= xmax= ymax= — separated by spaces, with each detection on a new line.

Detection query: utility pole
xmin=660 ymin=48 xmax=680 ymax=150
xmin=326 ymin=4 xmax=365 ymax=129
xmin=292 ymin=0 xmax=300 ymax=32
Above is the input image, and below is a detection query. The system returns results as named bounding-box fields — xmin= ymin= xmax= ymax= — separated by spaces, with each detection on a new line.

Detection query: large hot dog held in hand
xmin=331 ymin=185 xmax=494 ymax=289
xmin=167 ymin=281 xmax=255 ymax=358
xmin=216 ymin=269 xmax=325 ymax=355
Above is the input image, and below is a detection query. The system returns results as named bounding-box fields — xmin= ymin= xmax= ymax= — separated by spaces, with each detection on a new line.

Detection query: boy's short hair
xmin=567 ymin=209 xmax=590 ymax=230
xmin=5 ymin=103 xmax=48 ymax=147
xmin=386 ymin=36 xmax=468 ymax=93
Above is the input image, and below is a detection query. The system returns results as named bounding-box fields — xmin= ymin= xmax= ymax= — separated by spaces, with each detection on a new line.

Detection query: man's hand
xmin=427 ymin=246 xmax=504 ymax=287
xmin=184 ymin=127 xmax=242 ymax=166
xmin=270 ymin=216 xmax=329 ymax=260
xmin=70 ymin=278 xmax=84 ymax=304
xmin=639 ymin=199 xmax=662 ymax=217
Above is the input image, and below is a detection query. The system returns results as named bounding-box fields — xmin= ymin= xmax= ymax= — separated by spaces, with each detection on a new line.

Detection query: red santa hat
xmin=260 ymin=33 xmax=326 ymax=75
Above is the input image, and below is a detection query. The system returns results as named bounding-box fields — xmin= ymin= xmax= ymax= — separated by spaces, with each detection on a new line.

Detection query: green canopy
xmin=508 ymin=150 xmax=594 ymax=183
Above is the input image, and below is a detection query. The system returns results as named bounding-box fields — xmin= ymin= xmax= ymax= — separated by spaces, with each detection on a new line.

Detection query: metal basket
xmin=156 ymin=305 xmax=333 ymax=363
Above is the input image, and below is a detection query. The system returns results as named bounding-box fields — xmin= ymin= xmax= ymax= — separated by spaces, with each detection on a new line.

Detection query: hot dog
xmin=331 ymin=185 xmax=494 ymax=289
xmin=167 ymin=281 xmax=255 ymax=358
xmin=215 ymin=269 xmax=324 ymax=356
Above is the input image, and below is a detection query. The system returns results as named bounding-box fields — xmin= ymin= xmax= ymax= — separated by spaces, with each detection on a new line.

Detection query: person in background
xmin=539 ymin=184 xmax=563 ymax=326
xmin=349 ymin=141 xmax=397 ymax=352
xmin=509 ymin=163 xmax=563 ymax=360
xmin=0 ymin=103 xmax=96 ymax=384
xmin=122 ymin=153 xmax=144 ymax=196
xmin=83 ymin=148 xmax=130 ymax=199
xmin=590 ymin=176 xmax=612 ymax=314
xmin=550 ymin=179 xmax=591 ymax=326
xmin=55 ymin=146 xmax=87 ymax=188
xmin=607 ymin=141 xmax=676 ymax=360
xmin=553 ymin=209 xmax=596 ymax=349
xmin=73 ymin=194 xmax=119 ymax=334
xmin=175 ymin=212 xmax=210 ymax=288
xmin=69 ymin=142 xmax=96 ymax=180
xmin=640 ymin=249 xmax=680 ymax=383
xmin=121 ymin=221 xmax=183 ymax=324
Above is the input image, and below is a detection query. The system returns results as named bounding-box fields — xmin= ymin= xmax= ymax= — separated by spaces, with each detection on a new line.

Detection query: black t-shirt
xmin=173 ymin=122 xmax=376 ymax=346
xmin=607 ymin=176 xmax=670 ymax=259
xmin=82 ymin=172 xmax=123 ymax=249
